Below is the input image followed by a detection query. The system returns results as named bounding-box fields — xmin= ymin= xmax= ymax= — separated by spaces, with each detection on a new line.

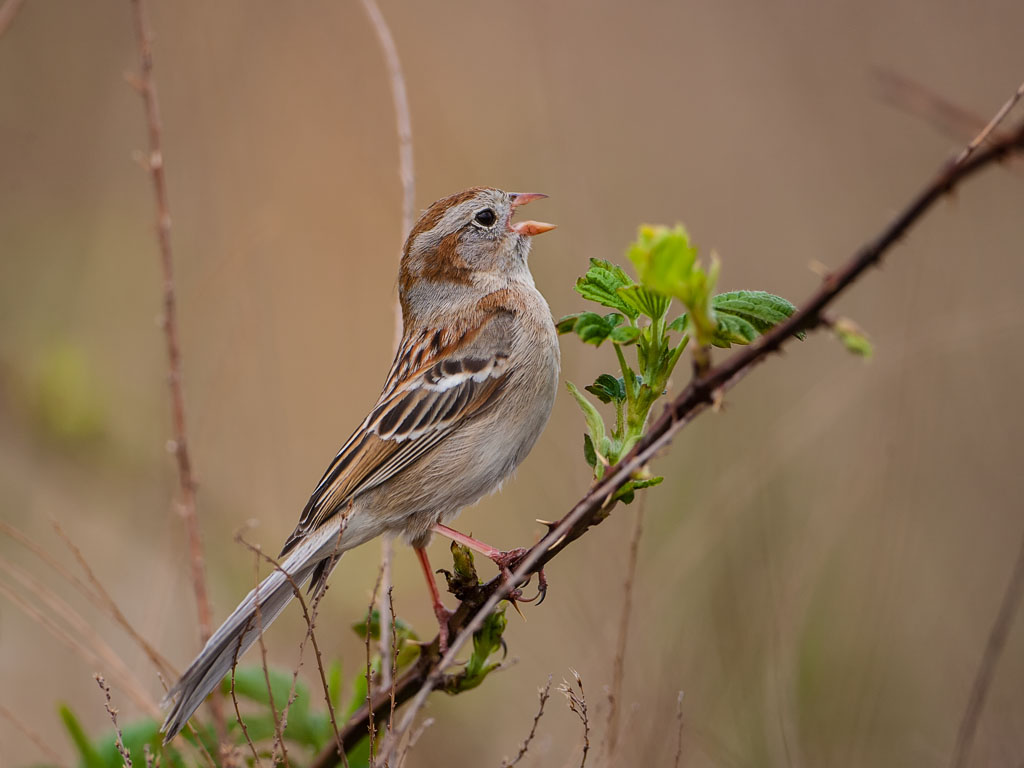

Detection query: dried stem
xmin=250 ymin=547 xmax=289 ymax=768
xmin=127 ymin=0 xmax=224 ymax=741
xmin=358 ymin=0 xmax=415 ymax=347
xmin=366 ymin=566 xmax=386 ymax=767
xmin=949 ymin=530 xmax=1024 ymax=768
xmin=378 ymin=539 xmax=395 ymax=694
xmin=229 ymin=633 xmax=263 ymax=768
xmin=0 ymin=703 xmax=65 ymax=765
xmin=95 ymin=675 xmax=133 ymax=768
xmin=673 ymin=691 xmax=685 ymax=768
xmin=558 ymin=670 xmax=590 ymax=768
xmin=501 ymin=675 xmax=552 ymax=768
xmin=603 ymin=497 xmax=646 ymax=759
xmin=235 ymin=531 xmax=348 ymax=767
xmin=318 ymin=90 xmax=1024 ymax=768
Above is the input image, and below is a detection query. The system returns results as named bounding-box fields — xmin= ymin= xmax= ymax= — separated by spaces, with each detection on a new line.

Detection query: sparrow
xmin=161 ymin=187 xmax=560 ymax=741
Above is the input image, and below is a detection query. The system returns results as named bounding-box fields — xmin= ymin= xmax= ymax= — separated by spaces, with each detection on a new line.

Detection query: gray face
xmin=402 ymin=188 xmax=533 ymax=285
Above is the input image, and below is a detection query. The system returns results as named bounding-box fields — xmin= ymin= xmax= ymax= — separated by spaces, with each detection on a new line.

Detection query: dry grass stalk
xmin=501 ymin=675 xmax=552 ymax=768
xmin=393 ymin=716 xmax=434 ymax=768
xmin=365 ymin=566 xmax=386 ymax=767
xmin=950 ymin=531 xmax=1024 ymax=768
xmin=248 ymin=546 xmax=289 ymax=768
xmin=603 ymin=497 xmax=647 ymax=760
xmin=0 ymin=702 xmax=65 ymax=765
xmin=52 ymin=520 xmax=177 ymax=679
xmin=558 ymin=669 xmax=590 ymax=768
xmin=229 ymin=632 xmax=263 ymax=768
xmin=235 ymin=530 xmax=349 ymax=768
xmin=673 ymin=691 xmax=685 ymax=768
xmin=95 ymin=674 xmax=133 ymax=768
xmin=0 ymin=558 xmax=158 ymax=717
xmin=0 ymin=522 xmax=176 ymax=681
xmin=357 ymin=0 xmax=415 ymax=346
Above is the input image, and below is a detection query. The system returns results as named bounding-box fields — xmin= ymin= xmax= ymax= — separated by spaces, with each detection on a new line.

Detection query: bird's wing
xmin=279 ymin=313 xmax=513 ymax=555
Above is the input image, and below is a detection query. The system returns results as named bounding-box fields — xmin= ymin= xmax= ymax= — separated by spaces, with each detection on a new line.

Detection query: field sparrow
xmin=161 ymin=187 xmax=559 ymax=741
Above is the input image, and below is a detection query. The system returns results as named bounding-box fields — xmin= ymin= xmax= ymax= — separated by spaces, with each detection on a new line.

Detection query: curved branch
xmin=313 ymin=111 xmax=1024 ymax=768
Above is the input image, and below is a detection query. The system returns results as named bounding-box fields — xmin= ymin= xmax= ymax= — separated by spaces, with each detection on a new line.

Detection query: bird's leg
xmin=431 ymin=524 xmax=540 ymax=602
xmin=414 ymin=546 xmax=452 ymax=653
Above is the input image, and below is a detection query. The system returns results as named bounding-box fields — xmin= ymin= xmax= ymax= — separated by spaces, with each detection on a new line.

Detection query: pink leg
xmin=431 ymin=523 xmax=503 ymax=559
xmin=415 ymin=546 xmax=452 ymax=652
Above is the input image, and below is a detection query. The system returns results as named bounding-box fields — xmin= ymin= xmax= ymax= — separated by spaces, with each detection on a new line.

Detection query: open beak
xmin=509 ymin=192 xmax=556 ymax=237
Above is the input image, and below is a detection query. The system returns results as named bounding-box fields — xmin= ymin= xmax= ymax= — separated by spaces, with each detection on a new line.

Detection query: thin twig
xmin=0 ymin=0 xmax=25 ymax=38
xmin=366 ymin=566 xmax=386 ymax=767
xmin=378 ymin=540 xmax=395 ymax=694
xmin=386 ymin=585 xmax=399 ymax=738
xmin=322 ymin=90 xmax=1024 ymax=768
xmin=393 ymin=716 xmax=433 ymax=768
xmin=249 ymin=546 xmax=289 ymax=768
xmin=95 ymin=675 xmax=133 ymax=768
xmin=673 ymin=691 xmax=685 ymax=768
xmin=501 ymin=675 xmax=552 ymax=768
xmin=954 ymin=80 xmax=1024 ymax=165
xmin=0 ymin=703 xmax=65 ymax=765
xmin=230 ymin=634 xmax=263 ymax=768
xmin=950 ymin=531 xmax=1024 ymax=768
xmin=357 ymin=0 xmax=415 ymax=347
xmin=558 ymin=670 xmax=590 ymax=768
xmin=604 ymin=497 xmax=647 ymax=759
xmin=128 ymin=0 xmax=224 ymax=738
xmin=235 ymin=531 xmax=348 ymax=767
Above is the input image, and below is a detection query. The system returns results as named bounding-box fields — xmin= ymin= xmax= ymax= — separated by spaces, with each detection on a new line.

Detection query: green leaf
xmin=617 ymin=284 xmax=671 ymax=321
xmin=710 ymin=313 xmax=759 ymax=348
xmin=223 ymin=665 xmax=295 ymax=710
xmin=627 ymin=224 xmax=698 ymax=296
xmin=582 ymin=433 xmax=597 ymax=468
xmin=59 ymin=705 xmax=104 ymax=768
xmin=447 ymin=606 xmax=507 ymax=693
xmin=585 ymin=373 xmax=626 ymax=404
xmin=571 ymin=312 xmax=627 ymax=346
xmin=667 ymin=314 xmax=688 ymax=333
xmin=555 ymin=312 xmax=584 ymax=335
xmin=565 ymin=381 xmax=607 ymax=454
xmin=574 ymin=258 xmax=639 ymax=318
xmin=832 ymin=317 xmax=873 ymax=358
xmin=612 ymin=476 xmax=664 ymax=504
xmin=610 ymin=325 xmax=641 ymax=344
xmin=712 ymin=290 xmax=803 ymax=338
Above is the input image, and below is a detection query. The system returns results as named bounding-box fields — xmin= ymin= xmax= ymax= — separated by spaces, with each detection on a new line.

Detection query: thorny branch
xmin=312 ymin=92 xmax=1024 ymax=768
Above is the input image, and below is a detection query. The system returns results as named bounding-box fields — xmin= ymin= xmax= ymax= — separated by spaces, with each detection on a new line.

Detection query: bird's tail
xmin=160 ymin=519 xmax=350 ymax=742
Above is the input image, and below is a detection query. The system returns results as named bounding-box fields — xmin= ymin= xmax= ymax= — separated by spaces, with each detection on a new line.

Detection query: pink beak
xmin=508 ymin=192 xmax=556 ymax=237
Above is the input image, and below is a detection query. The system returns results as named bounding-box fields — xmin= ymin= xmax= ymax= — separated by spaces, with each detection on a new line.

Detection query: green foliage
xmin=444 ymin=606 xmax=508 ymax=693
xmin=559 ymin=224 xmax=802 ymax=498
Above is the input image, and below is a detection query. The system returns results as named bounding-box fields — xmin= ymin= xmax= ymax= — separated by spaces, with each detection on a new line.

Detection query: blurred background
xmin=2 ymin=1 xmax=1024 ymax=765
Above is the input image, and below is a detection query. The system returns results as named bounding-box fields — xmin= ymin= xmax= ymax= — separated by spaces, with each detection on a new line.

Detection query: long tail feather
xmin=160 ymin=520 xmax=351 ymax=742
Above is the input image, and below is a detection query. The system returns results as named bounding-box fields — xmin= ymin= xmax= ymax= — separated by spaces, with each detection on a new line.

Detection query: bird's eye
xmin=474 ymin=208 xmax=497 ymax=227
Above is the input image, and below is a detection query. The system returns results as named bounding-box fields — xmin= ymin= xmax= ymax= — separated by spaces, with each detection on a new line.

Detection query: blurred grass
xmin=2 ymin=1 xmax=1024 ymax=766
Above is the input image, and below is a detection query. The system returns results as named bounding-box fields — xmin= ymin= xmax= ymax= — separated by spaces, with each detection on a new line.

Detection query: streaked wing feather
xmin=280 ymin=339 xmax=509 ymax=555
